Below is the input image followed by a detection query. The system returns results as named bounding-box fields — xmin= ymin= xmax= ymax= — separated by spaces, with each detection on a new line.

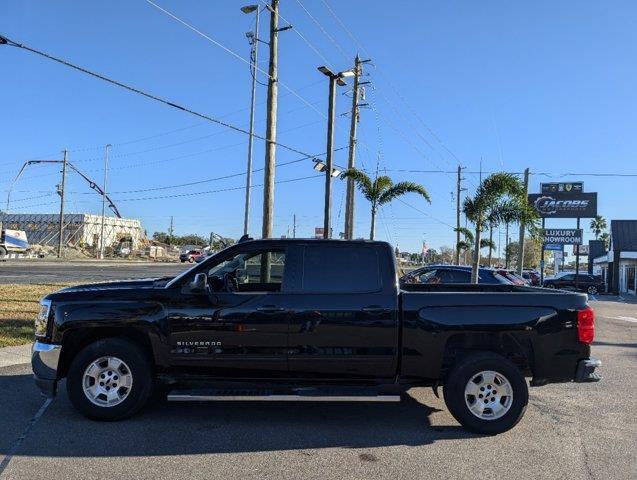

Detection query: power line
xmin=144 ymin=0 xmax=326 ymax=119
xmin=293 ymin=0 xmax=350 ymax=61
xmin=0 ymin=34 xmax=324 ymax=162
xmin=114 ymin=173 xmax=322 ymax=203
xmin=110 ymin=148 xmax=346 ymax=195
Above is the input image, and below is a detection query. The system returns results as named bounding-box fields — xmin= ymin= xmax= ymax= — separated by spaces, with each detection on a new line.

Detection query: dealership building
xmin=592 ymin=220 xmax=637 ymax=296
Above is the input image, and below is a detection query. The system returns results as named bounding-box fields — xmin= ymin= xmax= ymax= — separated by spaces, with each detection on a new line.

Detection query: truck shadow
xmin=0 ymin=374 xmax=481 ymax=458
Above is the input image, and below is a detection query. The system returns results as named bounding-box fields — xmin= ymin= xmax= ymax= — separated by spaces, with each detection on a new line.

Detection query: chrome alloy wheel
xmin=82 ymin=356 xmax=133 ymax=407
xmin=464 ymin=370 xmax=513 ymax=420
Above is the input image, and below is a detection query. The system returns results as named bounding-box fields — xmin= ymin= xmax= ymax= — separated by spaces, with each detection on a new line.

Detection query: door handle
xmin=256 ymin=306 xmax=286 ymax=313
xmin=362 ymin=306 xmax=387 ymax=315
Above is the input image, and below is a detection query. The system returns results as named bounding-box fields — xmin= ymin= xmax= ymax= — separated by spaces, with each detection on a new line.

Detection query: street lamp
xmin=317 ymin=65 xmax=353 ymax=239
xmin=313 ymin=160 xmax=341 ymax=177
xmin=241 ymin=4 xmax=260 ymax=237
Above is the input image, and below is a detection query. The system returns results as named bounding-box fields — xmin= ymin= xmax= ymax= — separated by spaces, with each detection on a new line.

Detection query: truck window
xmin=302 ymin=245 xmax=381 ymax=293
xmin=208 ymin=249 xmax=286 ymax=292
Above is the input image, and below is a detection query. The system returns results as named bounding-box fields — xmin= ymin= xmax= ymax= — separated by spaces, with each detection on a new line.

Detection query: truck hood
xmin=44 ymin=277 xmax=173 ymax=302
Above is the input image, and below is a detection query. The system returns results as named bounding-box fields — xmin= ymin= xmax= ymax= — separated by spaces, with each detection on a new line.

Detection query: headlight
xmin=35 ymin=299 xmax=52 ymax=337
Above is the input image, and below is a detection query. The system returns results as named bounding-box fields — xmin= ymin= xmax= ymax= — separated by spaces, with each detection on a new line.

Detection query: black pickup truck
xmin=32 ymin=239 xmax=601 ymax=434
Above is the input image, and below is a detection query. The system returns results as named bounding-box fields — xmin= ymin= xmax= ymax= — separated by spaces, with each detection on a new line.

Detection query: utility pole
xmin=517 ymin=167 xmax=530 ymax=274
xmin=261 ymin=0 xmax=279 ymax=239
xmin=57 ymin=149 xmax=68 ymax=258
xmin=168 ymin=216 xmax=174 ymax=244
xmin=455 ymin=165 xmax=465 ymax=265
xmin=241 ymin=4 xmax=260 ymax=236
xmin=292 ymin=213 xmax=296 ymax=238
xmin=344 ymin=55 xmax=370 ymax=240
xmin=99 ymin=144 xmax=111 ymax=259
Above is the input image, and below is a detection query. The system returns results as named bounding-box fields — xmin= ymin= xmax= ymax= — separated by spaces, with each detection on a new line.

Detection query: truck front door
xmin=168 ymin=245 xmax=292 ymax=378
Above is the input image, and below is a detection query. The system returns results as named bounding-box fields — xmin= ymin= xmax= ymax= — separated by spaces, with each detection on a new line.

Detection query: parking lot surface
xmin=0 ymin=260 xmax=190 ymax=284
xmin=0 ymin=298 xmax=635 ymax=480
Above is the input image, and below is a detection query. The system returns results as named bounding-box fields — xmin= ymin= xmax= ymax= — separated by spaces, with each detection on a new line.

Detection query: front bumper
xmin=574 ymin=357 xmax=602 ymax=383
xmin=32 ymin=341 xmax=61 ymax=397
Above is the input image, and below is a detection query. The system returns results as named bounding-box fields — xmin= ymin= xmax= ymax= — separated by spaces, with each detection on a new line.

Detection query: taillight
xmin=577 ymin=306 xmax=595 ymax=344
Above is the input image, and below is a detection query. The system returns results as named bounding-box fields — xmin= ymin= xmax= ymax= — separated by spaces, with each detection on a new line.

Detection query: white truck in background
xmin=0 ymin=229 xmax=29 ymax=260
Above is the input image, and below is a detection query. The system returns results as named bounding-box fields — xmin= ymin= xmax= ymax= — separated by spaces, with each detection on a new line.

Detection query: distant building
xmin=592 ymin=220 xmax=637 ymax=295
xmin=0 ymin=213 xmax=146 ymax=251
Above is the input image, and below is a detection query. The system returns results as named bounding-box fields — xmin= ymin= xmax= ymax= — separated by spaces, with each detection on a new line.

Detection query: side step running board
xmin=167 ymin=390 xmax=401 ymax=403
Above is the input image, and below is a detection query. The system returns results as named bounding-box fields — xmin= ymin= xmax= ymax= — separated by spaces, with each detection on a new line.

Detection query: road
xmin=0 ymin=260 xmax=191 ymax=284
xmin=0 ymin=298 xmax=635 ymax=480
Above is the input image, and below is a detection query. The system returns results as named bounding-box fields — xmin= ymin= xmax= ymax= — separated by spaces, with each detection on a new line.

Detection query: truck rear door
xmin=287 ymin=243 xmax=399 ymax=380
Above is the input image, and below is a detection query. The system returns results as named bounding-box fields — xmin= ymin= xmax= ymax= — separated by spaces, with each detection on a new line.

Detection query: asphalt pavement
xmin=0 ymin=298 xmax=635 ymax=479
xmin=0 ymin=260 xmax=191 ymax=284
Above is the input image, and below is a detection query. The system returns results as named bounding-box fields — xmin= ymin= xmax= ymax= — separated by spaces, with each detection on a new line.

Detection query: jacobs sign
xmin=528 ymin=192 xmax=597 ymax=218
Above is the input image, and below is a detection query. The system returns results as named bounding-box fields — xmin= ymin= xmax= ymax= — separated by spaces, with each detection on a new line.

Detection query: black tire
xmin=443 ymin=352 xmax=528 ymax=435
xmin=188 ymin=257 xmax=194 ymax=263
xmin=66 ymin=338 xmax=153 ymax=421
xmin=0 ymin=246 xmax=7 ymax=260
xmin=587 ymin=285 xmax=598 ymax=295
xmin=545 ymin=283 xmax=556 ymax=289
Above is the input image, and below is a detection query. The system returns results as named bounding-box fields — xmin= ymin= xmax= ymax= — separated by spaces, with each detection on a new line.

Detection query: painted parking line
xmin=0 ymin=398 xmax=53 ymax=476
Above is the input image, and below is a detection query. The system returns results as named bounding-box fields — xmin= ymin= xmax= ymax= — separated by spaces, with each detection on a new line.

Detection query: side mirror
xmin=189 ymin=272 xmax=208 ymax=294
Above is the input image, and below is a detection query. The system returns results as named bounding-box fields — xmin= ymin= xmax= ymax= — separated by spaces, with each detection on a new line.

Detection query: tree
xmin=506 ymin=238 xmax=542 ymax=270
xmin=439 ymin=245 xmax=455 ymax=264
xmin=341 ymin=168 xmax=431 ymax=240
xmin=462 ymin=173 xmax=530 ymax=283
xmin=589 ymin=215 xmax=607 ymax=239
xmin=599 ymin=232 xmax=610 ymax=250
xmin=454 ymin=227 xmax=474 ymax=265
xmin=480 ymin=238 xmax=497 ymax=264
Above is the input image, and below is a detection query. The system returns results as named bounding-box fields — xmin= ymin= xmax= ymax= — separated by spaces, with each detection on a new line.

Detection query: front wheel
xmin=0 ymin=246 xmax=7 ymax=260
xmin=587 ymin=285 xmax=598 ymax=295
xmin=66 ymin=338 xmax=153 ymax=421
xmin=443 ymin=352 xmax=528 ymax=435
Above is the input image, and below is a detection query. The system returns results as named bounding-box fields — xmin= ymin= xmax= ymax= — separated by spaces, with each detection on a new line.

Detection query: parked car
xmin=496 ymin=269 xmax=528 ymax=286
xmin=32 ymin=239 xmax=600 ymax=435
xmin=179 ymin=250 xmax=202 ymax=263
xmin=401 ymin=265 xmax=513 ymax=285
xmin=522 ymin=270 xmax=541 ymax=286
xmin=543 ymin=273 xmax=605 ymax=295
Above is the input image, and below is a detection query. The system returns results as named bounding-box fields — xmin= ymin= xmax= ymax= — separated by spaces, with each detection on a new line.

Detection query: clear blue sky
xmin=1 ymin=0 xmax=636 ymax=253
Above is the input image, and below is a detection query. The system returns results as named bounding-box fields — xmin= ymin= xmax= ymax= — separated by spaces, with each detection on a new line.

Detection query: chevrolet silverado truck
xmin=32 ymin=239 xmax=601 ymax=434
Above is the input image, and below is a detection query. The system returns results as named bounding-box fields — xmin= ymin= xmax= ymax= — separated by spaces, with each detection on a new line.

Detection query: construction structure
xmin=0 ymin=213 xmax=146 ymax=254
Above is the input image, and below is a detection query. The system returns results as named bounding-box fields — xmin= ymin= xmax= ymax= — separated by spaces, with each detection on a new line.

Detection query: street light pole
xmin=323 ymin=75 xmax=337 ymax=239
xmin=318 ymin=66 xmax=353 ymax=239
xmin=99 ymin=144 xmax=111 ymax=259
xmin=241 ymin=5 xmax=260 ymax=236
xmin=57 ymin=149 xmax=68 ymax=258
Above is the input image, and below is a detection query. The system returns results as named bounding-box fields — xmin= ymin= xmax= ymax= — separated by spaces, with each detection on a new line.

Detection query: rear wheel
xmin=67 ymin=338 xmax=153 ymax=421
xmin=587 ymin=285 xmax=598 ymax=295
xmin=545 ymin=283 xmax=556 ymax=289
xmin=443 ymin=352 xmax=528 ymax=435
xmin=0 ymin=246 xmax=7 ymax=260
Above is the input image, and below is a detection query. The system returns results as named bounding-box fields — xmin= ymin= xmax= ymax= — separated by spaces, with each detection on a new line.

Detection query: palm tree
xmin=599 ymin=232 xmax=610 ymax=250
xmin=463 ymin=173 xmax=531 ymax=283
xmin=590 ymin=215 xmax=607 ymax=239
xmin=480 ymin=238 xmax=497 ymax=265
xmin=454 ymin=227 xmax=474 ymax=265
xmin=341 ymin=168 xmax=431 ymax=240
